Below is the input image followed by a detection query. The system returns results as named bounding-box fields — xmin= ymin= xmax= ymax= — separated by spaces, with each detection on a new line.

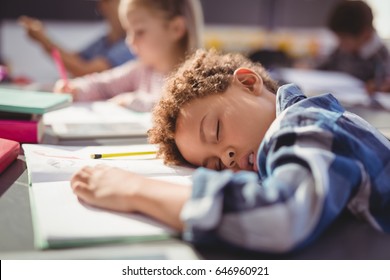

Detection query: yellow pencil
xmin=90 ymin=151 xmax=156 ymax=159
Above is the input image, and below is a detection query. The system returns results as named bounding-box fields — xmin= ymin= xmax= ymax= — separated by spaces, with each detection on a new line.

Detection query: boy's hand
xmin=380 ymin=78 xmax=390 ymax=93
xmin=365 ymin=78 xmax=390 ymax=95
xmin=70 ymin=165 xmax=144 ymax=212
xmin=71 ymin=165 xmax=191 ymax=230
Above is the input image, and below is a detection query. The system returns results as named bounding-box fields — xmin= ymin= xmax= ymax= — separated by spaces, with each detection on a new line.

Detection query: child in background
xmin=54 ymin=0 xmax=204 ymax=112
xmin=19 ymin=0 xmax=134 ymax=77
xmin=70 ymin=49 xmax=390 ymax=253
xmin=317 ymin=0 xmax=390 ymax=93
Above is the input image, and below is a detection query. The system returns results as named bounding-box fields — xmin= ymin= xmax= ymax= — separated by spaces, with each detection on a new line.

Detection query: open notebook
xmin=22 ymin=144 xmax=194 ymax=249
xmin=43 ymin=102 xmax=152 ymax=140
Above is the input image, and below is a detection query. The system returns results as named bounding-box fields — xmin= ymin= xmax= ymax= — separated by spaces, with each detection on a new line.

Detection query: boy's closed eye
xmin=213 ymin=119 xmax=222 ymax=170
xmin=216 ymin=119 xmax=220 ymax=142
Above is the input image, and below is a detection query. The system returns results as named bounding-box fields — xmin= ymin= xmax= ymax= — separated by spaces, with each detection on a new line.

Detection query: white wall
xmin=1 ymin=20 xmax=107 ymax=83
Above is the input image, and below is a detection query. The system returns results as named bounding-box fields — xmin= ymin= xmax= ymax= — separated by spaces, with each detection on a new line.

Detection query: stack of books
xmin=0 ymin=88 xmax=72 ymax=143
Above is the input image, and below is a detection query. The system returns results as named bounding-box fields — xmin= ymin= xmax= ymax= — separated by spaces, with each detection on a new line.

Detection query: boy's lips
xmin=239 ymin=151 xmax=257 ymax=171
xmin=253 ymin=155 xmax=259 ymax=172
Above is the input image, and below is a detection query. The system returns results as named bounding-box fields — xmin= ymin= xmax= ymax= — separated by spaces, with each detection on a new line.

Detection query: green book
xmin=0 ymin=88 xmax=72 ymax=115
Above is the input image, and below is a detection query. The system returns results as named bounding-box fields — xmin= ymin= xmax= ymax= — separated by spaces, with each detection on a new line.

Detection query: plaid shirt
xmin=180 ymin=83 xmax=390 ymax=253
xmin=318 ymin=32 xmax=390 ymax=83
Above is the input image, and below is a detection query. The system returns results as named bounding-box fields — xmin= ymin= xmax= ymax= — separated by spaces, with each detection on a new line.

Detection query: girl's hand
xmin=108 ymin=93 xmax=155 ymax=112
xmin=53 ymin=79 xmax=79 ymax=96
xmin=108 ymin=92 xmax=136 ymax=107
xmin=70 ymin=165 xmax=145 ymax=212
xmin=18 ymin=16 xmax=47 ymax=43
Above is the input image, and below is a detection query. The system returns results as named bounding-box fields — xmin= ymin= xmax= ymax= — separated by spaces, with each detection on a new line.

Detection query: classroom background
xmin=1 ymin=0 xmax=390 ymax=265
xmin=1 ymin=0 xmax=389 ymax=83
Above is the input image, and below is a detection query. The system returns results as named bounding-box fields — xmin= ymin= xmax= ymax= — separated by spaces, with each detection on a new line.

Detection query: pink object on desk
xmin=51 ymin=48 xmax=68 ymax=83
xmin=0 ymin=138 xmax=20 ymax=174
xmin=0 ymin=118 xmax=44 ymax=144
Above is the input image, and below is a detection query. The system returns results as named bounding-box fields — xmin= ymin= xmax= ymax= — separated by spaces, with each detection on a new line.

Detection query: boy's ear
xmin=169 ymin=16 xmax=186 ymax=41
xmin=233 ymin=68 xmax=263 ymax=96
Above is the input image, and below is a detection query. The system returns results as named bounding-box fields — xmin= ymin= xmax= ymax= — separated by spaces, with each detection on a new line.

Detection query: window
xmin=365 ymin=0 xmax=390 ymax=39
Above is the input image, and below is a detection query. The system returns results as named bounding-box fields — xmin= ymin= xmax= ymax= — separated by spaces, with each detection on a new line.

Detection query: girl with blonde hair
xmin=55 ymin=0 xmax=203 ymax=111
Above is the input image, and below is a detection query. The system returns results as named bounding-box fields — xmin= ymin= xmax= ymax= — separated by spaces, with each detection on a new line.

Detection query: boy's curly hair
xmin=148 ymin=49 xmax=278 ymax=165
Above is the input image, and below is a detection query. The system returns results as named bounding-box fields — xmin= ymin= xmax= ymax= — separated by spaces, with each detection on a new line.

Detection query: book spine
xmin=0 ymin=119 xmax=42 ymax=143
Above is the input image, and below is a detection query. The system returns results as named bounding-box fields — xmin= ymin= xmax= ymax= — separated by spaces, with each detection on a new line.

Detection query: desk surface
xmin=1 ymin=156 xmax=390 ymax=260
xmin=1 ymin=107 xmax=390 ymax=260
xmin=0 ymin=156 xmax=200 ymax=260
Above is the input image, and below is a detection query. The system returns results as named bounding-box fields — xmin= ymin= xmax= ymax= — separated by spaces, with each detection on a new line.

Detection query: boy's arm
xmin=316 ymin=49 xmax=340 ymax=70
xmin=71 ymin=165 xmax=191 ymax=231
xmin=133 ymin=177 xmax=191 ymax=230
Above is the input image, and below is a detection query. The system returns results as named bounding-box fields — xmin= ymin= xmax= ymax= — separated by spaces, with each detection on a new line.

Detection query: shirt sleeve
xmin=316 ymin=49 xmax=339 ymax=71
xmin=104 ymin=40 xmax=134 ymax=67
xmin=70 ymin=60 xmax=141 ymax=101
xmin=78 ymin=37 xmax=133 ymax=67
xmin=78 ymin=37 xmax=105 ymax=61
xmin=180 ymin=126 xmax=366 ymax=253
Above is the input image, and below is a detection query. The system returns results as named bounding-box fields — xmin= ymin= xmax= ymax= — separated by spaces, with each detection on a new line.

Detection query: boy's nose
xmin=222 ymin=148 xmax=236 ymax=169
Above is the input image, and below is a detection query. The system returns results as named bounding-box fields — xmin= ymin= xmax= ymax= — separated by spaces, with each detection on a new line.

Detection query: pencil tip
xmin=90 ymin=154 xmax=102 ymax=159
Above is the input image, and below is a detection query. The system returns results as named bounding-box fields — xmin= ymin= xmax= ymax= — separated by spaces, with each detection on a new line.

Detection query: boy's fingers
xmin=80 ymin=166 xmax=93 ymax=174
xmin=72 ymin=182 xmax=94 ymax=203
xmin=71 ymin=180 xmax=89 ymax=193
xmin=95 ymin=164 xmax=110 ymax=170
xmin=71 ymin=167 xmax=93 ymax=186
